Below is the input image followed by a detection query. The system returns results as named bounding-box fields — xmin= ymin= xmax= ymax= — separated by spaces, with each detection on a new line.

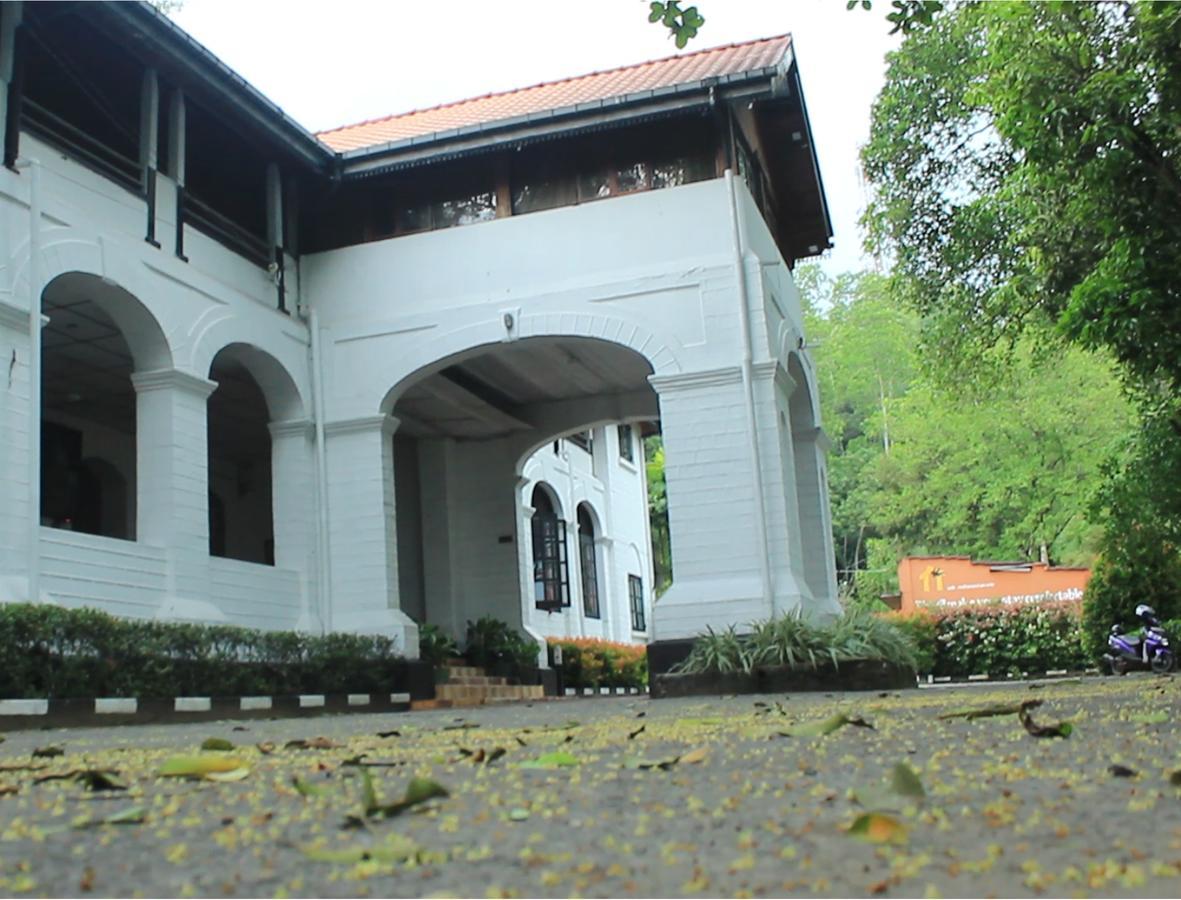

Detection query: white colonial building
xmin=0 ymin=2 xmax=838 ymax=669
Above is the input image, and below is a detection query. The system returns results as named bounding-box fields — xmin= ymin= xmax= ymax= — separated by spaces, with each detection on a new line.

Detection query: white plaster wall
xmin=519 ymin=426 xmax=653 ymax=646
xmin=0 ymin=133 xmax=313 ymax=630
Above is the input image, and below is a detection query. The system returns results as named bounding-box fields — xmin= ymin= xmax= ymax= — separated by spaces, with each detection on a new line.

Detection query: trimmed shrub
xmin=880 ymin=611 xmax=936 ymax=674
xmin=463 ymin=617 xmax=539 ymax=677
xmin=418 ymin=623 xmax=459 ymax=668
xmin=919 ymin=601 xmax=1087 ymax=678
xmin=0 ymin=603 xmax=406 ymax=699
xmin=548 ymin=637 xmax=648 ymax=690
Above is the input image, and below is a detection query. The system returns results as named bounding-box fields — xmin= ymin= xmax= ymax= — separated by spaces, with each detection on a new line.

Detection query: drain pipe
xmin=725 ymin=169 xmax=773 ymax=609
xmin=16 ymin=156 xmax=41 ymax=604
xmin=308 ymin=304 xmax=333 ymax=633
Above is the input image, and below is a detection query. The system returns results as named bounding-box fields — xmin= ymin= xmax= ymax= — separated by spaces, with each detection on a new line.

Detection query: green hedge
xmin=0 ymin=603 xmax=406 ymax=699
xmin=898 ymin=601 xmax=1089 ymax=678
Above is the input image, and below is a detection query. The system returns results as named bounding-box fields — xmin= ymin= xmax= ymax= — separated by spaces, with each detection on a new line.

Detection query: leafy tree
xmin=862 ymin=0 xmax=1181 ymax=628
xmin=863 ymin=0 xmax=1181 ymax=400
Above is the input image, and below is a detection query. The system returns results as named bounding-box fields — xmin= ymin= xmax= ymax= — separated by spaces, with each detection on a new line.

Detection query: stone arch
xmin=786 ymin=351 xmax=820 ymax=432
xmin=204 ymin=342 xmax=306 ymax=423
xmin=41 ymin=271 xmax=172 ymax=372
xmin=377 ymin=311 xmax=681 ymax=415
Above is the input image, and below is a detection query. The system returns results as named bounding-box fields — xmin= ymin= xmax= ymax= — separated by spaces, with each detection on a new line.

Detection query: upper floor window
xmin=568 ymin=431 xmax=592 ymax=454
xmin=617 ymin=424 xmax=634 ymax=464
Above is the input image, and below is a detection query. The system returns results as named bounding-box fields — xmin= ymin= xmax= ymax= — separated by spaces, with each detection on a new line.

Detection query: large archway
xmin=40 ymin=272 xmax=170 ymax=540
xmin=381 ymin=336 xmax=658 ymax=643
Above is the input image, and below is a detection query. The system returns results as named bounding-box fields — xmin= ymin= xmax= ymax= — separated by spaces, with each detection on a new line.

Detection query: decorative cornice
xmin=268 ymin=418 xmax=314 ymax=440
xmin=324 ymin=414 xmax=400 ymax=438
xmin=648 ymin=366 xmax=742 ymax=394
xmin=0 ymin=300 xmax=30 ymax=331
xmin=130 ymin=368 xmax=218 ymax=398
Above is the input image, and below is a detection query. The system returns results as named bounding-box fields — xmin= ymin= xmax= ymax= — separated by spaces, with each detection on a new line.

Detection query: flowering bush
xmin=548 ymin=637 xmax=648 ymax=690
xmin=893 ymin=600 xmax=1088 ymax=678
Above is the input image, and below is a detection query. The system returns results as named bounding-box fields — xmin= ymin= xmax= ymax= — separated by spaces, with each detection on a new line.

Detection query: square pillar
xmin=131 ymin=368 xmax=219 ymax=620
xmin=0 ymin=301 xmax=32 ymax=596
xmin=324 ymin=414 xmax=418 ymax=657
xmin=648 ymin=365 xmax=813 ymax=643
xmin=269 ymin=418 xmax=319 ymax=630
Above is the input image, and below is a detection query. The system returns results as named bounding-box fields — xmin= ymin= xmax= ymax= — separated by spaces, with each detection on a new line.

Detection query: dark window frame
xmin=629 ymin=574 xmax=646 ymax=632
xmin=617 ymin=424 xmax=634 ymax=464
xmin=532 ymin=511 xmax=570 ymax=612
xmin=578 ymin=506 xmax=600 ymax=619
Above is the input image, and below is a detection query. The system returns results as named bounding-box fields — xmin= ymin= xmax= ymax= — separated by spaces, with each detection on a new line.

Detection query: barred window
xmin=629 ymin=575 xmax=646 ymax=632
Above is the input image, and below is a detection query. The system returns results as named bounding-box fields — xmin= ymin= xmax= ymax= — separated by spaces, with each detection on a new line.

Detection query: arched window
xmin=578 ymin=504 xmax=601 ymax=619
xmin=531 ymin=484 xmax=569 ymax=611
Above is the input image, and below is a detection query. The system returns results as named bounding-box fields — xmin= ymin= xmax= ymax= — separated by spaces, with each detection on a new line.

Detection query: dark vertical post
xmin=1 ymin=2 xmax=25 ymax=170
xmin=140 ymin=68 xmax=160 ymax=246
xmin=167 ymin=88 xmax=186 ymax=260
xmin=266 ymin=161 xmax=286 ymax=313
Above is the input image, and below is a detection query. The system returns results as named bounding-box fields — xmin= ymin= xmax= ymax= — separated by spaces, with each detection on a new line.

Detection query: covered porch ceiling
xmin=393 ymin=337 xmax=656 ymax=441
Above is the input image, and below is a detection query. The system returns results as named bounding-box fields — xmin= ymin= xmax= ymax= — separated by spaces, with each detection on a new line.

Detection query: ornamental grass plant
xmin=672 ymin=608 xmax=918 ymax=676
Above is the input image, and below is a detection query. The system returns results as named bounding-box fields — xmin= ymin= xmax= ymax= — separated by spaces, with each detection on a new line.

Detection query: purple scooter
xmin=1104 ymin=604 xmax=1175 ymax=675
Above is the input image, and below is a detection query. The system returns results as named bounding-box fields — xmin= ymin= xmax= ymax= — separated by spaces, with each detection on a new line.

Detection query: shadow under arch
xmin=39 ymin=272 xmax=169 ymax=541
xmin=205 ymin=343 xmax=305 ymax=566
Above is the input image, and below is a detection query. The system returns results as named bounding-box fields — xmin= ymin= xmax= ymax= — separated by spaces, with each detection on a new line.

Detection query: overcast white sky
xmin=171 ymin=0 xmax=898 ymax=275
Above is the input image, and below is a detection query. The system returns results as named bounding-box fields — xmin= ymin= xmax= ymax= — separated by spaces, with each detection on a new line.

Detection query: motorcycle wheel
xmin=1151 ymin=650 xmax=1175 ymax=674
xmin=1110 ymin=657 xmax=1129 ymax=676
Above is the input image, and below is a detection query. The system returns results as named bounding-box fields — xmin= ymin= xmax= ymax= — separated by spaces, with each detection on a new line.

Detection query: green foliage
xmin=862 ymin=2 xmax=1181 ymax=605
xmin=644 ymin=435 xmax=672 ymax=595
xmin=881 ymin=613 xmax=935 ymax=674
xmin=548 ymin=638 xmax=648 ymax=690
xmin=0 ymin=603 xmax=405 ymax=699
xmin=798 ymin=265 xmax=1130 ymax=593
xmin=848 ymin=0 xmax=945 ymax=34
xmin=417 ymin=624 xmax=459 ymax=668
xmin=1081 ymin=536 xmax=1181 ymax=661
xmin=921 ymin=602 xmax=1088 ymax=678
xmin=673 ymin=608 xmax=917 ymax=676
xmin=647 ymin=1 xmax=705 ymax=48
xmin=463 ymin=617 xmax=538 ymax=674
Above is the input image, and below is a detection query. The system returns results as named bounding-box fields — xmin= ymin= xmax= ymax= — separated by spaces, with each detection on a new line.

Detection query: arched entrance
xmin=205 ymin=343 xmax=306 ymax=567
xmin=40 ymin=272 xmax=170 ymax=540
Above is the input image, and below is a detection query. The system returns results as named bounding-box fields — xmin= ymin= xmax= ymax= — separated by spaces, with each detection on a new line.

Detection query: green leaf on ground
xmin=200 ymin=738 xmax=234 ymax=751
xmin=293 ymin=776 xmax=331 ymax=798
xmin=1018 ymin=705 xmax=1073 ymax=738
xmin=520 ymin=751 xmax=579 ymax=769
xmin=1130 ymin=710 xmax=1168 ymax=724
xmin=938 ymin=701 xmax=1038 ymax=720
xmin=846 ymin=812 xmax=908 ymax=844
xmin=32 ymin=746 xmax=64 ymax=758
xmin=890 ymin=762 xmax=925 ymax=798
xmin=779 ymin=714 xmax=874 ymax=737
xmin=157 ymin=755 xmax=250 ymax=780
xmin=72 ymin=804 xmax=147 ymax=829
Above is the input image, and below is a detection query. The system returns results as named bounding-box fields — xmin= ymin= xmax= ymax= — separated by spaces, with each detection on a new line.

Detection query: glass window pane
xmin=512 ymin=176 xmax=577 ymax=214
xmin=615 ymin=162 xmax=648 ymax=193
xmin=396 ymin=201 xmax=431 ymax=234
xmin=577 ymin=170 xmax=611 ymax=202
xmin=434 ymin=191 xmax=496 ymax=229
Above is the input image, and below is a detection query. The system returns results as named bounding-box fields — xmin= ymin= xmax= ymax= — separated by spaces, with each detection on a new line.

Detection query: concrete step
xmin=435 ymin=683 xmax=545 ymax=704
xmin=445 ymin=675 xmax=508 ymax=686
xmin=441 ymin=665 xmax=485 ymax=679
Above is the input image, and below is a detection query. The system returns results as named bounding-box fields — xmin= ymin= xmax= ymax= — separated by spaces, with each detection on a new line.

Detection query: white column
xmin=324 ymin=414 xmax=418 ymax=657
xmin=269 ymin=418 xmax=319 ymax=630
xmin=131 ymin=368 xmax=218 ymax=620
xmin=649 ymin=366 xmax=809 ymax=641
xmin=0 ymin=301 xmax=32 ymax=599
xmin=791 ymin=424 xmax=839 ymax=611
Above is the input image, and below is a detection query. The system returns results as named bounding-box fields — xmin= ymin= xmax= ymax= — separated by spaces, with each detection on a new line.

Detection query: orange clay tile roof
xmin=318 ymin=34 xmax=792 ymax=153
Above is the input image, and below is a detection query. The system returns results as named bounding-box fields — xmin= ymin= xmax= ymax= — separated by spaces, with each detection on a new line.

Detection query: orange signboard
xmin=896 ymin=556 xmax=1090 ymax=615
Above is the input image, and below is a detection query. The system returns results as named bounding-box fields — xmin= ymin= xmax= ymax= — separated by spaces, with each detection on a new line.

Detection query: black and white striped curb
xmin=563 ymin=686 xmax=648 ymax=697
xmin=0 ymin=692 xmax=412 ymax=731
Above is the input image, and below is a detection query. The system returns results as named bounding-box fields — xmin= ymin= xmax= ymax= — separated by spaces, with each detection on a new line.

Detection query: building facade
xmin=0 ymin=2 xmax=839 ymax=664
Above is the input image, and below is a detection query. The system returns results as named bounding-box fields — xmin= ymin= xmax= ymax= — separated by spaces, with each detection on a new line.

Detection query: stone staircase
xmin=412 ymin=663 xmax=545 ymax=710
